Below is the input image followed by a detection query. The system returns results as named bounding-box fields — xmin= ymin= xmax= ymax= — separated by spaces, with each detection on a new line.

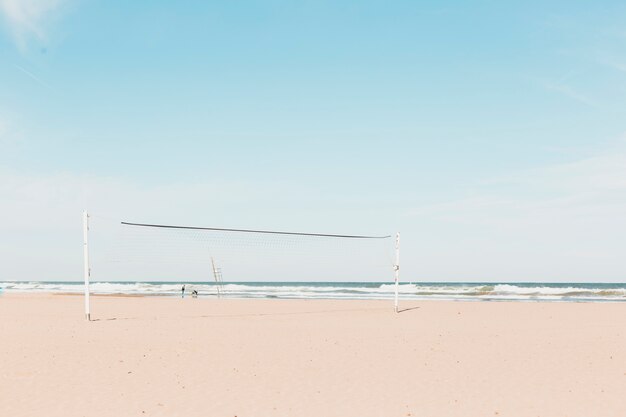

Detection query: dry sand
xmin=1 ymin=293 xmax=626 ymax=417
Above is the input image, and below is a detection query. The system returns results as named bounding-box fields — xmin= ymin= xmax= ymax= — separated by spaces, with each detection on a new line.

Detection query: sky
xmin=1 ymin=0 xmax=626 ymax=282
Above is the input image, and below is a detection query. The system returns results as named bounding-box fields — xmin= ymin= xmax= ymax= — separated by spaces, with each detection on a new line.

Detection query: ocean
xmin=2 ymin=281 xmax=626 ymax=302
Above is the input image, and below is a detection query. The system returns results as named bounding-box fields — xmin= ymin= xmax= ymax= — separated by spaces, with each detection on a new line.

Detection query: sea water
xmin=1 ymin=281 xmax=626 ymax=302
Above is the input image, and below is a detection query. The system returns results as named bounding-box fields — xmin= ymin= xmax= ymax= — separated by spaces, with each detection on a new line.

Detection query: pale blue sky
xmin=1 ymin=0 xmax=625 ymax=282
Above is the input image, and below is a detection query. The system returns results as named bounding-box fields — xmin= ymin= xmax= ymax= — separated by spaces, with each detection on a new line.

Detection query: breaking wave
xmin=1 ymin=281 xmax=626 ymax=302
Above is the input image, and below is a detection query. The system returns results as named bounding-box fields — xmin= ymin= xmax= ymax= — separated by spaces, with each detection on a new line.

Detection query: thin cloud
xmin=0 ymin=118 xmax=6 ymax=141
xmin=14 ymin=64 xmax=51 ymax=89
xmin=410 ymin=145 xmax=626 ymax=225
xmin=594 ymin=52 xmax=626 ymax=74
xmin=489 ymin=150 xmax=626 ymax=192
xmin=607 ymin=61 xmax=626 ymax=73
xmin=407 ymin=145 xmax=626 ymax=280
xmin=0 ymin=0 xmax=68 ymax=51
xmin=543 ymin=82 xmax=599 ymax=108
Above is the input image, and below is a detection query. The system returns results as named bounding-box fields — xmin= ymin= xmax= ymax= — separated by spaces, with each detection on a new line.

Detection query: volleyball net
xmin=82 ymin=211 xmax=400 ymax=319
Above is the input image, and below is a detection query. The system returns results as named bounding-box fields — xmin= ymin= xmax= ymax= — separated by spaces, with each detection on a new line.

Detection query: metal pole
xmin=83 ymin=211 xmax=91 ymax=321
xmin=394 ymin=232 xmax=400 ymax=313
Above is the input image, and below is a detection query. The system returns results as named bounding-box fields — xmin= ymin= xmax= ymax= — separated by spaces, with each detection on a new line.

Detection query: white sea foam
xmin=1 ymin=281 xmax=625 ymax=301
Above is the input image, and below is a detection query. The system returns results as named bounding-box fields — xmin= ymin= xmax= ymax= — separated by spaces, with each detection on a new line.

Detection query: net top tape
xmin=121 ymin=222 xmax=391 ymax=239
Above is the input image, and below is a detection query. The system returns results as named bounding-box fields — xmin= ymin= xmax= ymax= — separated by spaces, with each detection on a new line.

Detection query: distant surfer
xmin=181 ymin=284 xmax=185 ymax=298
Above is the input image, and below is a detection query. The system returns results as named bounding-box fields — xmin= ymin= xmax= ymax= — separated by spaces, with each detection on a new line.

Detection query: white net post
xmin=83 ymin=211 xmax=91 ymax=321
xmin=394 ymin=232 xmax=400 ymax=313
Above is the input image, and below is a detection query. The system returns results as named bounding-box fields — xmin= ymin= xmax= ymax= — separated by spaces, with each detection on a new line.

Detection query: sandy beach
xmin=1 ymin=294 xmax=625 ymax=417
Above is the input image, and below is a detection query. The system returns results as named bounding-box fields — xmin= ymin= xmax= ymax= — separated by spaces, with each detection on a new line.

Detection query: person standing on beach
xmin=181 ymin=284 xmax=185 ymax=298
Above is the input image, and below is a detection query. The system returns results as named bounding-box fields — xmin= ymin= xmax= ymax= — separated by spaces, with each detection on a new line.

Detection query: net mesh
xmin=88 ymin=215 xmax=395 ymax=286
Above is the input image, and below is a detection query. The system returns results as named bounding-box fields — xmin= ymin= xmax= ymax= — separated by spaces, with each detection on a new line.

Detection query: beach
xmin=1 ymin=294 xmax=625 ymax=417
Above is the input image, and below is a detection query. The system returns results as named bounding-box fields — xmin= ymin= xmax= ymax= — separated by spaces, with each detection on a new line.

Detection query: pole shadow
xmin=397 ymin=306 xmax=420 ymax=313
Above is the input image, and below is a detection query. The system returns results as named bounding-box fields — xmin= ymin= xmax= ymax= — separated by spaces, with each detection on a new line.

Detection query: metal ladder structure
xmin=211 ymin=257 xmax=224 ymax=298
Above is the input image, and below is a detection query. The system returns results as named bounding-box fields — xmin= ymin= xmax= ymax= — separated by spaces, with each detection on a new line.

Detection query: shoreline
xmin=3 ymin=291 xmax=626 ymax=304
xmin=4 ymin=281 xmax=626 ymax=303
